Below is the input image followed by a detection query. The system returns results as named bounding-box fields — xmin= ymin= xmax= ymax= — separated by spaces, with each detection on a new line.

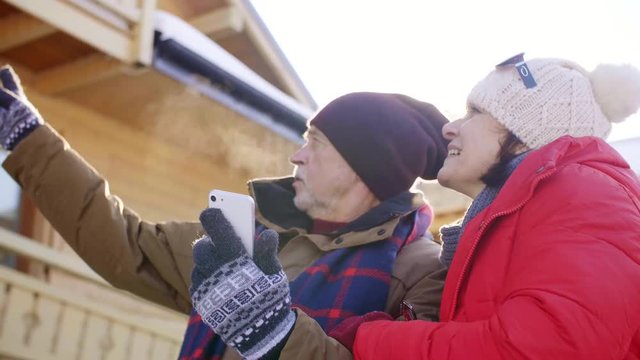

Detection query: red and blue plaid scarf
xmin=178 ymin=205 xmax=432 ymax=359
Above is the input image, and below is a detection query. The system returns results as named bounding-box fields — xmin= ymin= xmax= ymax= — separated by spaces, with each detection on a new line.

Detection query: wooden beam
xmin=189 ymin=6 xmax=245 ymax=36
xmin=52 ymin=0 xmax=157 ymax=65
xmin=31 ymin=54 xmax=127 ymax=94
xmin=133 ymin=0 xmax=157 ymax=65
xmin=66 ymin=0 xmax=131 ymax=30
xmin=3 ymin=0 xmax=134 ymax=63
xmin=0 ymin=13 xmax=57 ymax=52
xmin=93 ymin=0 xmax=141 ymax=22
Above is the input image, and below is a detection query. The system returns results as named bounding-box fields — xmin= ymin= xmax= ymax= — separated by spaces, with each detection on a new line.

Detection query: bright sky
xmin=250 ymin=0 xmax=640 ymax=142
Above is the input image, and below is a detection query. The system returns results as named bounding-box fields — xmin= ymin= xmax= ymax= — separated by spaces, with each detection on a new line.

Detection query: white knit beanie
xmin=468 ymin=56 xmax=640 ymax=149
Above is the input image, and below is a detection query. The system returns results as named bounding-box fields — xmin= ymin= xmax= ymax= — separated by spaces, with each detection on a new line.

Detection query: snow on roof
xmin=154 ymin=11 xmax=314 ymax=120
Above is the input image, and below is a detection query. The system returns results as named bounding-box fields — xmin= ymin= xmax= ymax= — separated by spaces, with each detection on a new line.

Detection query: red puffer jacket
xmin=354 ymin=136 xmax=640 ymax=359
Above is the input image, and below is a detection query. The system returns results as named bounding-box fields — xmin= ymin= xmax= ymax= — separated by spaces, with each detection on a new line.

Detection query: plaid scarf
xmin=178 ymin=205 xmax=432 ymax=359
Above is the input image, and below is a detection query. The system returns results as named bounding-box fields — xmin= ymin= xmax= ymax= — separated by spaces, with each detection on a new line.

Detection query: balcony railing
xmin=0 ymin=227 xmax=186 ymax=359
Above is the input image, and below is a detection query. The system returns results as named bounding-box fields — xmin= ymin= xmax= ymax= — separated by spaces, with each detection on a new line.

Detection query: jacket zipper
xmin=447 ymin=169 xmax=555 ymax=320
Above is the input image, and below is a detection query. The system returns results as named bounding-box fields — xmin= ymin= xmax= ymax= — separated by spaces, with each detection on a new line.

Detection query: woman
xmin=354 ymin=56 xmax=640 ymax=359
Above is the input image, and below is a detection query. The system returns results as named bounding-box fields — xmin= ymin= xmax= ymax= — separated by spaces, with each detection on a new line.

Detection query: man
xmin=0 ymin=64 xmax=449 ymax=359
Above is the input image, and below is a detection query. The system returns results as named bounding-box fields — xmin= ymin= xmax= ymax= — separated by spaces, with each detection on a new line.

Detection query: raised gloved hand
xmin=0 ymin=65 xmax=43 ymax=151
xmin=191 ymin=208 xmax=295 ymax=360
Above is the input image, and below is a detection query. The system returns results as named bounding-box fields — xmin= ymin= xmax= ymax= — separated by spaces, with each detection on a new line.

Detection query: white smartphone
xmin=208 ymin=189 xmax=256 ymax=256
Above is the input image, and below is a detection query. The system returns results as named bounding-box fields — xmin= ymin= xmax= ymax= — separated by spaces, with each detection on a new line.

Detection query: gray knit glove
xmin=0 ymin=65 xmax=43 ymax=151
xmin=191 ymin=208 xmax=295 ymax=360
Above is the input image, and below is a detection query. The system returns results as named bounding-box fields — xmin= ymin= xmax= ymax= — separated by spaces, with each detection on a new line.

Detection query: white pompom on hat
xmin=590 ymin=63 xmax=640 ymax=123
xmin=467 ymin=56 xmax=640 ymax=149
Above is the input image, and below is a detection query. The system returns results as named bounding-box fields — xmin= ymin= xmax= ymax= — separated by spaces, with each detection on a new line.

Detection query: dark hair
xmin=480 ymin=131 xmax=525 ymax=187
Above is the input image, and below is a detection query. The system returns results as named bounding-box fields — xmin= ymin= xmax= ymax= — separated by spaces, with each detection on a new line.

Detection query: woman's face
xmin=437 ymin=107 xmax=508 ymax=198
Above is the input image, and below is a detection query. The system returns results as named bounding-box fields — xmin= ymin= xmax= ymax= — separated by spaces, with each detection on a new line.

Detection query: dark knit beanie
xmin=309 ymin=92 xmax=449 ymax=200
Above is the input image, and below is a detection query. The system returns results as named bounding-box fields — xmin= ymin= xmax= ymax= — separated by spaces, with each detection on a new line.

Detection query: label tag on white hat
xmin=495 ymin=53 xmax=537 ymax=89
xmin=515 ymin=61 xmax=537 ymax=89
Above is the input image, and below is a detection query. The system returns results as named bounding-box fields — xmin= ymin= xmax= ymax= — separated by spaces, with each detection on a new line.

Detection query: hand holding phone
xmin=208 ymin=190 xmax=256 ymax=256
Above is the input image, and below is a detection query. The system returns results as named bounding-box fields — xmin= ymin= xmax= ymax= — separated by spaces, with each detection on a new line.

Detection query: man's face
xmin=289 ymin=126 xmax=360 ymax=217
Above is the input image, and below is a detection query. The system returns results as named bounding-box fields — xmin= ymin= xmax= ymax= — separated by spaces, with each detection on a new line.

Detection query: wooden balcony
xmin=0 ymin=227 xmax=187 ymax=359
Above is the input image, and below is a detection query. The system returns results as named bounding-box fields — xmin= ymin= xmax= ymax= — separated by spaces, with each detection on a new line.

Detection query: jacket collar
xmin=247 ymin=176 xmax=426 ymax=246
xmin=485 ymin=135 xmax=631 ymax=219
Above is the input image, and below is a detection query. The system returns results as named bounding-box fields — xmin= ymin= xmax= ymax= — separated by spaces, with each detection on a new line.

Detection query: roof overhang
xmin=153 ymin=11 xmax=313 ymax=143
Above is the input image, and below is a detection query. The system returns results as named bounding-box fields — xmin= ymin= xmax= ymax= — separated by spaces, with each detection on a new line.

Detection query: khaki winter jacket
xmin=3 ymin=125 xmax=447 ymax=359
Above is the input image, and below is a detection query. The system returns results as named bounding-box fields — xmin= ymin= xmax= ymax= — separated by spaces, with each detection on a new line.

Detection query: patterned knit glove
xmin=191 ymin=208 xmax=295 ymax=360
xmin=0 ymin=65 xmax=43 ymax=151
